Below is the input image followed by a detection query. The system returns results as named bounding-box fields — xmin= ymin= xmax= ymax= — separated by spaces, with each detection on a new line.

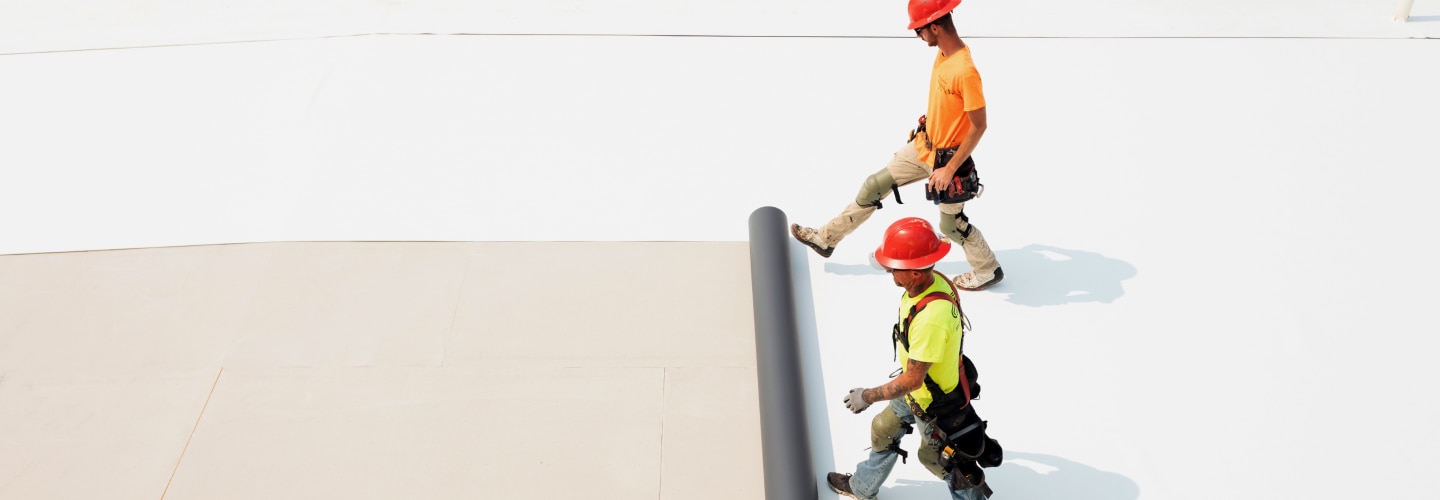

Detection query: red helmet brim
xmin=874 ymin=241 xmax=951 ymax=270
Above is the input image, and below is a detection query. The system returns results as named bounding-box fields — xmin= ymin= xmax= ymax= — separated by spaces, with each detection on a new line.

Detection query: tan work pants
xmin=817 ymin=144 xmax=1000 ymax=275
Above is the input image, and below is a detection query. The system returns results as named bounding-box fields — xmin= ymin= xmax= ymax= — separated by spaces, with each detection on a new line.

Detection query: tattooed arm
xmin=862 ymin=358 xmax=932 ymax=404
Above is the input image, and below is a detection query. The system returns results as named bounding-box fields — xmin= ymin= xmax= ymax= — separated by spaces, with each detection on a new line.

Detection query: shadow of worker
xmin=873 ymin=451 xmax=1140 ymax=500
xmin=985 ymin=451 xmax=1140 ymax=500
xmin=934 ymin=244 xmax=1136 ymax=308
xmin=822 ymin=244 xmax=1135 ymax=308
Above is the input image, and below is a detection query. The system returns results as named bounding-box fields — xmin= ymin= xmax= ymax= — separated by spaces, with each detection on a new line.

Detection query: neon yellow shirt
xmin=896 ymin=272 xmax=964 ymax=410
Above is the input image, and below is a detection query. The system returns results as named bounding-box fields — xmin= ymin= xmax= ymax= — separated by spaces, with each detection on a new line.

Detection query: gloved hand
xmin=843 ymin=387 xmax=872 ymax=414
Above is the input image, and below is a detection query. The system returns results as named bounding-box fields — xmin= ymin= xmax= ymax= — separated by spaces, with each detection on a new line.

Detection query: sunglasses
xmin=914 ymin=24 xmax=930 ymax=35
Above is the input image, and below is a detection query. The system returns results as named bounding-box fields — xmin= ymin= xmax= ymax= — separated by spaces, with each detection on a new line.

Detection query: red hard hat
xmin=875 ymin=217 xmax=951 ymax=270
xmin=908 ymin=0 xmax=962 ymax=30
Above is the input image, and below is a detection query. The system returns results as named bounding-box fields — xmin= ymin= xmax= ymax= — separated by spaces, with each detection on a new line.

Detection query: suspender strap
xmin=946 ymin=420 xmax=986 ymax=443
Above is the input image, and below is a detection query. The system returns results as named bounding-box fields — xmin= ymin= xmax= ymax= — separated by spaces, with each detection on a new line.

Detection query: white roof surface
xmin=2 ymin=0 xmax=1438 ymax=498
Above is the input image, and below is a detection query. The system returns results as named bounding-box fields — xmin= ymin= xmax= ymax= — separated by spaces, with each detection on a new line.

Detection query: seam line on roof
xmin=657 ymin=367 xmax=668 ymax=500
xmin=441 ymin=251 xmax=473 ymax=368
xmin=159 ymin=367 xmax=224 ymax=500
xmin=4 ymin=31 xmax=1435 ymax=56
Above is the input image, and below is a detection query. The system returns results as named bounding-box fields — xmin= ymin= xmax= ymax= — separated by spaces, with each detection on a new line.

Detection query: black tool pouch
xmin=948 ymin=461 xmax=993 ymax=498
xmin=924 ymin=149 xmax=982 ymax=204
xmin=932 ymin=407 xmax=1004 ymax=470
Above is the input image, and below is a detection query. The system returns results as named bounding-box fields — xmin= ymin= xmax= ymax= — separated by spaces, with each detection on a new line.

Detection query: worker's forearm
xmin=944 ymin=125 xmax=986 ymax=173
xmin=862 ymin=359 xmax=929 ymax=403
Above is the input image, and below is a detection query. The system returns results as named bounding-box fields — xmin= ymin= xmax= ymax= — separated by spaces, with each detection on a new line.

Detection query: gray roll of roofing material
xmin=747 ymin=206 xmax=817 ymax=500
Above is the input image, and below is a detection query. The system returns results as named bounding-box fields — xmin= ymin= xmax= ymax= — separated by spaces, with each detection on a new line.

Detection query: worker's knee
xmin=869 ymin=407 xmax=906 ymax=450
xmin=856 ymin=170 xmax=897 ymax=208
xmin=919 ymin=439 xmax=947 ymax=478
xmin=939 ymin=210 xmax=973 ymax=242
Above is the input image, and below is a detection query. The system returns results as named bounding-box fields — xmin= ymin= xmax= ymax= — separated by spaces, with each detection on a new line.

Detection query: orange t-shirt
xmin=914 ymin=45 xmax=986 ymax=166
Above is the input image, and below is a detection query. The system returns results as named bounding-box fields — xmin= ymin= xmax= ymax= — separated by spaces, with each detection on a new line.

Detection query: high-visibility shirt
xmin=896 ymin=273 xmax=964 ymax=410
xmin=914 ymin=45 xmax=987 ymax=167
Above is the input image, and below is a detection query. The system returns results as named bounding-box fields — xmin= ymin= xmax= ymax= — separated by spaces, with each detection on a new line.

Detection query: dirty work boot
xmin=954 ymin=267 xmax=1004 ymax=291
xmin=791 ymin=224 xmax=834 ymax=258
xmin=826 ymin=472 xmax=862 ymax=499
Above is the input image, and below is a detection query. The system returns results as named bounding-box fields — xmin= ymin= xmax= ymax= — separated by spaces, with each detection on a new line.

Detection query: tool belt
xmin=925 ymin=149 xmax=982 ymax=204
xmin=909 ymin=117 xmax=983 ymax=204
xmin=908 ymin=396 xmax=1004 ymax=469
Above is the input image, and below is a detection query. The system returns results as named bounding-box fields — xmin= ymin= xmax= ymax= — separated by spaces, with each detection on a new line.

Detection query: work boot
xmin=954 ymin=267 xmax=1004 ymax=291
xmin=826 ymin=472 xmax=862 ymax=499
xmin=791 ymin=224 xmax=834 ymax=258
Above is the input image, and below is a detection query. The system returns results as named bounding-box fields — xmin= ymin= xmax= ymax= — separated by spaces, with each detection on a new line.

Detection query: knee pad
xmin=918 ymin=438 xmax=948 ymax=479
xmin=869 ymin=407 xmax=906 ymax=450
xmin=856 ymin=170 xmax=898 ymax=209
xmin=939 ymin=210 xmax=973 ymax=242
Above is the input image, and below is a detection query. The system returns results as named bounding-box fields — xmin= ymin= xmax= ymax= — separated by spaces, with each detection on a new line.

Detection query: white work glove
xmin=843 ymin=387 xmax=872 ymax=414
